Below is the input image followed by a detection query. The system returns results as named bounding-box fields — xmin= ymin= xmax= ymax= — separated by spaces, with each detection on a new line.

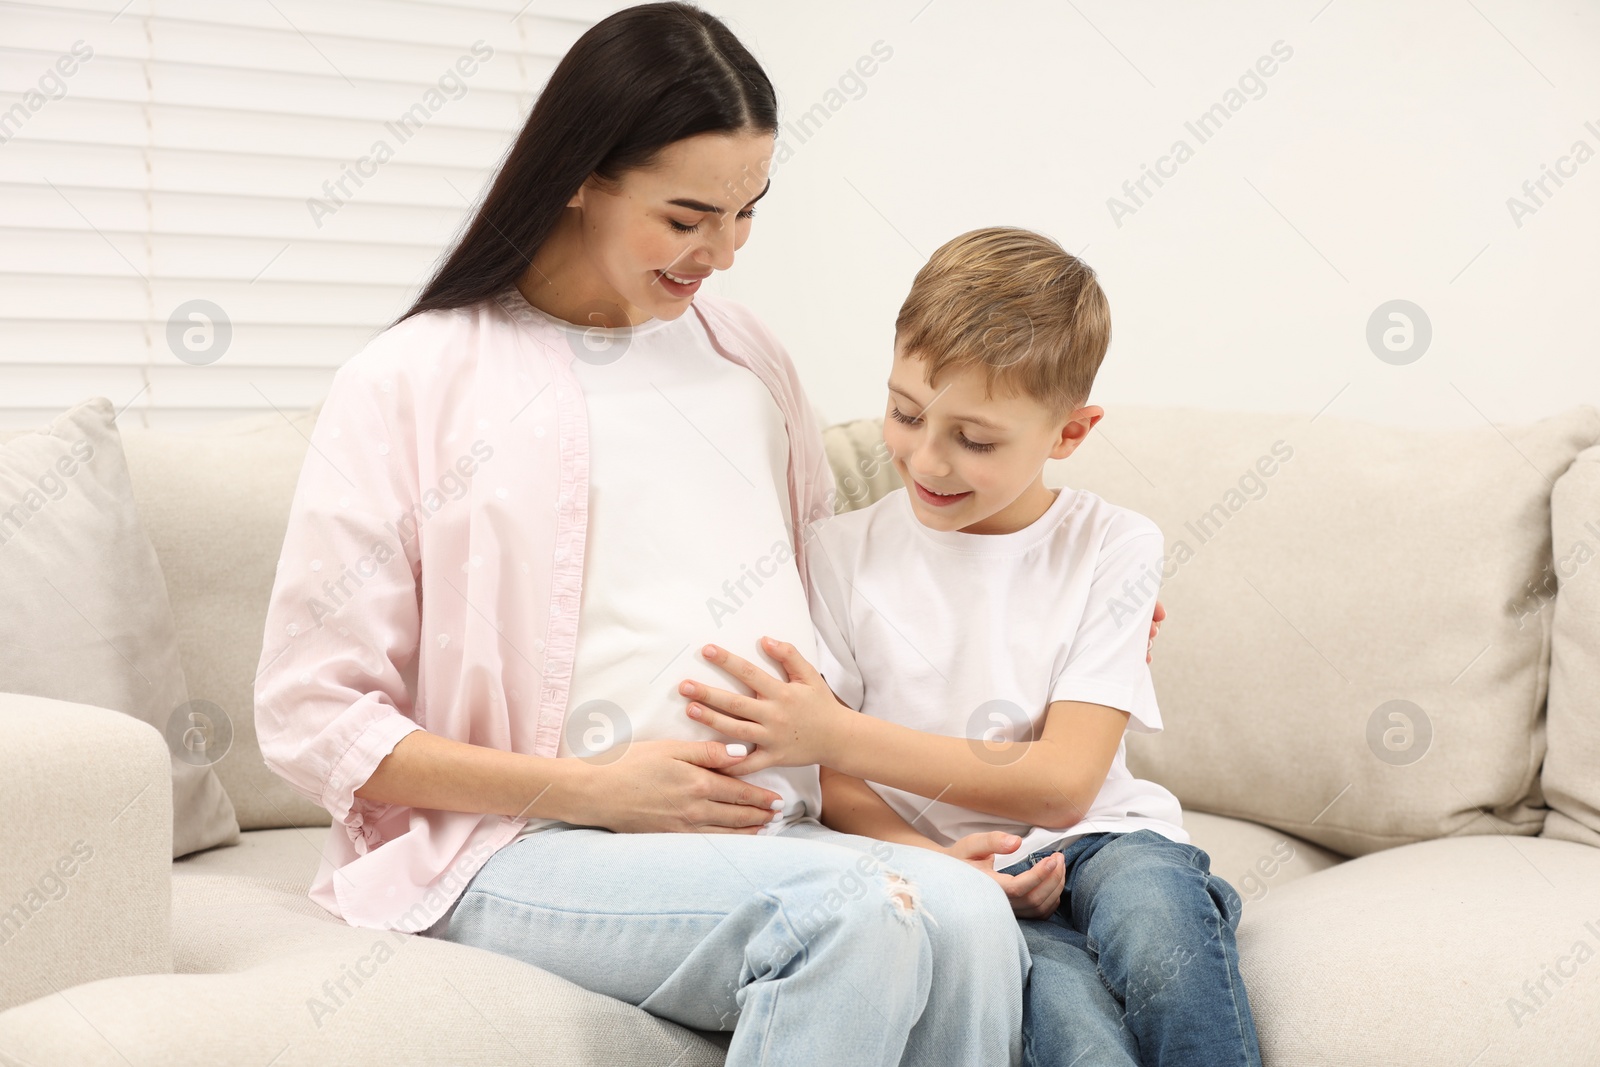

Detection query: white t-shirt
xmin=517 ymin=303 xmax=821 ymax=836
xmin=806 ymin=484 xmax=1188 ymax=869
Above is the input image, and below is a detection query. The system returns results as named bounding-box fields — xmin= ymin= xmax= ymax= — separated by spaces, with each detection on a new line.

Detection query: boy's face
xmin=884 ymin=341 xmax=1103 ymax=535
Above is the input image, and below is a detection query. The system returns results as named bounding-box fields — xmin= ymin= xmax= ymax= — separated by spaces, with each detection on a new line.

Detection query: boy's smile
xmin=884 ymin=340 xmax=1103 ymax=536
xmin=910 ymin=482 xmax=973 ymax=507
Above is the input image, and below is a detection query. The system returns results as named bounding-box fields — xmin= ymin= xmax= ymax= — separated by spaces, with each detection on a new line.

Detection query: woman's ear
xmin=567 ymin=172 xmax=606 ymax=209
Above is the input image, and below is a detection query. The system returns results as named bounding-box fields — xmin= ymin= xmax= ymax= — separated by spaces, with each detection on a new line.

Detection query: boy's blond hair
xmin=894 ymin=226 xmax=1110 ymax=417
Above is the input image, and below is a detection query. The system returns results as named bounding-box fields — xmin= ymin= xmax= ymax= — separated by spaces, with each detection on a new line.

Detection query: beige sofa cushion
xmin=820 ymin=406 xmax=1600 ymax=856
xmin=119 ymin=406 xmax=332 ymax=832
xmin=0 ymin=828 xmax=729 ymax=1066
xmin=1238 ymin=836 xmax=1600 ymax=1066
xmin=0 ymin=398 xmax=239 ymax=858
xmin=0 ymin=696 xmax=174 ymax=1013
xmin=1180 ymin=810 xmax=1342 ymax=904
xmin=1543 ymin=442 xmax=1600 ymax=846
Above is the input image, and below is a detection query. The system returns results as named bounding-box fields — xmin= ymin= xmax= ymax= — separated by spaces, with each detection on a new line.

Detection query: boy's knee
xmin=1207 ymin=874 xmax=1245 ymax=926
xmin=1093 ymin=836 xmax=1209 ymax=897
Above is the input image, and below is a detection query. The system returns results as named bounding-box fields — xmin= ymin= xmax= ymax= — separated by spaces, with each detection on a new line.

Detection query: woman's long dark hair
xmin=393 ymin=3 xmax=776 ymax=326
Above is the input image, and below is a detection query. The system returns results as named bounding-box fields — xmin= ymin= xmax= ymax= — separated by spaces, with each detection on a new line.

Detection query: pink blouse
xmin=253 ymin=286 xmax=837 ymax=932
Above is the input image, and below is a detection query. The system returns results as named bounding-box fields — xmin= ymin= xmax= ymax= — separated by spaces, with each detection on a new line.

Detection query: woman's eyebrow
xmin=667 ymin=178 xmax=773 ymax=215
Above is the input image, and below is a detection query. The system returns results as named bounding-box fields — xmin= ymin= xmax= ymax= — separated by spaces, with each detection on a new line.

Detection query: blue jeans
xmin=999 ymin=830 xmax=1262 ymax=1067
xmin=422 ymin=816 xmax=1028 ymax=1066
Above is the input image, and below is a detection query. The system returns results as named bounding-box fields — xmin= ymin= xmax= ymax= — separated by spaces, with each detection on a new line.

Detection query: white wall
xmin=702 ymin=0 xmax=1600 ymax=428
xmin=5 ymin=1 xmax=1595 ymax=431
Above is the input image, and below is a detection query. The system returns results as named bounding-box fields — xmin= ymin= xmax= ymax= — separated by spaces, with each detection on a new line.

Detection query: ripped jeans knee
xmin=884 ymin=869 xmax=923 ymax=922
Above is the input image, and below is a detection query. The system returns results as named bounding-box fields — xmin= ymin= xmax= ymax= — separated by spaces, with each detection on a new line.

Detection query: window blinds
xmin=0 ymin=0 xmax=615 ymax=430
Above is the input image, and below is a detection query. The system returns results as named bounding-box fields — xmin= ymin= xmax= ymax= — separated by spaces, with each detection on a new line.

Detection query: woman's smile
xmin=655 ymin=268 xmax=707 ymax=298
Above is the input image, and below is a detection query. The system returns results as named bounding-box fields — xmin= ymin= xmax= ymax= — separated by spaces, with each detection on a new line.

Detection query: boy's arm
xmin=818 ymin=766 xmax=945 ymax=851
xmin=825 ymin=699 xmax=1129 ymax=831
xmin=689 ymin=641 xmax=1133 ymax=832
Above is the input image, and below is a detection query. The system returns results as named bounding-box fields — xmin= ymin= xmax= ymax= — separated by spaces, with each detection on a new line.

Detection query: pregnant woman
xmin=254 ymin=5 xmax=1161 ymax=1064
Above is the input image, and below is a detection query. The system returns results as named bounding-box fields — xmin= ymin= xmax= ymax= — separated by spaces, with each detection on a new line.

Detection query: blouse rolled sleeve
xmin=254 ymin=352 xmax=428 ymax=853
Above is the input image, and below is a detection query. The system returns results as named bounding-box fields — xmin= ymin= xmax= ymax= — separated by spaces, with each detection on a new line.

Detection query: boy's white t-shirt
xmin=806 ymin=484 xmax=1188 ymax=869
xmin=514 ymin=302 xmax=821 ymax=837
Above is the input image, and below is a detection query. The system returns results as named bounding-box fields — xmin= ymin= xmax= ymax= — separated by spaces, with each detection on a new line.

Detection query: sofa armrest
xmin=0 ymin=693 xmax=172 ymax=1013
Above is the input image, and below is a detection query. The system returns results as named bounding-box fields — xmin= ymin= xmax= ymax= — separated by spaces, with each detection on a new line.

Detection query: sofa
xmin=2 ymin=395 xmax=1598 ymax=1066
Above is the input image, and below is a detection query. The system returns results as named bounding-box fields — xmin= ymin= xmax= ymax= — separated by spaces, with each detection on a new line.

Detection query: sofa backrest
xmin=1544 ymin=441 xmax=1600 ymax=848
xmin=822 ymin=404 xmax=1600 ymax=857
xmin=120 ymin=406 xmax=332 ymax=831
xmin=113 ymin=399 xmax=1600 ymax=851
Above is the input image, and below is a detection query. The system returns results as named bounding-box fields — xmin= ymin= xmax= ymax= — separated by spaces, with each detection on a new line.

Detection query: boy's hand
xmin=944 ymin=831 xmax=1065 ymax=920
xmin=679 ymin=638 xmax=856 ymax=772
xmin=1148 ymin=599 xmax=1166 ymax=664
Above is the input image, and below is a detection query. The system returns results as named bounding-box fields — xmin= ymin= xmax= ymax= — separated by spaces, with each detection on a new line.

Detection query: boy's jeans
xmin=422 ymin=816 xmax=1029 ymax=1067
xmin=1000 ymin=829 xmax=1263 ymax=1067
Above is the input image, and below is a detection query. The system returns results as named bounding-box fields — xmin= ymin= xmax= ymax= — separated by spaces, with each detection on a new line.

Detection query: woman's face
xmin=557 ymin=130 xmax=774 ymax=325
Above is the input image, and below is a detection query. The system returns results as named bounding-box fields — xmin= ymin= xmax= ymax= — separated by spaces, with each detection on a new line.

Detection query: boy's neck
xmin=955 ymin=478 xmax=1060 ymax=536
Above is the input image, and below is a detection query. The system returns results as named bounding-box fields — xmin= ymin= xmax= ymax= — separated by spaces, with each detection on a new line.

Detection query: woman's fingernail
xmin=679 ymin=682 xmax=693 ymax=695
xmin=770 ymin=798 xmax=786 ymax=811
xmin=726 ymin=743 xmax=749 ymax=757
xmin=703 ymin=645 xmax=717 ymax=657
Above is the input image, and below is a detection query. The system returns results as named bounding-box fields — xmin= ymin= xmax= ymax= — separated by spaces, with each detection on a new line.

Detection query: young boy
xmin=676 ymin=227 xmax=1263 ymax=1066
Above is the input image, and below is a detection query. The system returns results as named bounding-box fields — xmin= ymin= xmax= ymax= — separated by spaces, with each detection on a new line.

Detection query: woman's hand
xmin=582 ymin=739 xmax=786 ymax=834
xmin=944 ymin=831 xmax=1065 ymax=920
xmin=1147 ymin=599 xmax=1166 ymax=664
xmin=679 ymin=638 xmax=855 ymax=773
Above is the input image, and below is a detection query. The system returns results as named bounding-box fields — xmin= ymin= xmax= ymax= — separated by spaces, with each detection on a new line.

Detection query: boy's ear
xmin=1049 ymin=404 xmax=1104 ymax=460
